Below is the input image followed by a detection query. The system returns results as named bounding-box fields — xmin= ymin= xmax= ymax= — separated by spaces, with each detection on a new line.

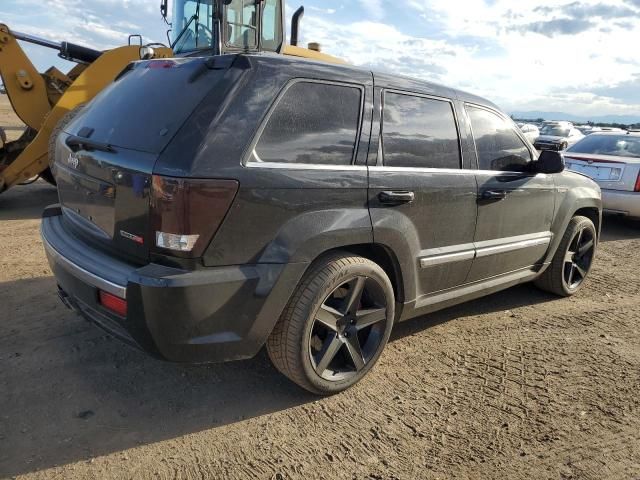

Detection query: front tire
xmin=267 ymin=253 xmax=395 ymax=395
xmin=535 ymin=216 xmax=597 ymax=296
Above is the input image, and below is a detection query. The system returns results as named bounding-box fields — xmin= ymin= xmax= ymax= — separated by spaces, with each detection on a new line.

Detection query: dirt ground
xmin=1 ymin=95 xmax=639 ymax=479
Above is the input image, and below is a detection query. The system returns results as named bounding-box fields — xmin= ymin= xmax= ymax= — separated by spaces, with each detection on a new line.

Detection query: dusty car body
xmin=41 ymin=53 xmax=602 ymax=394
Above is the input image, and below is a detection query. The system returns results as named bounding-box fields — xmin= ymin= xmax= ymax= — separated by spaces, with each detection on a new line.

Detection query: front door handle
xmin=479 ymin=190 xmax=508 ymax=202
xmin=378 ymin=191 xmax=415 ymax=205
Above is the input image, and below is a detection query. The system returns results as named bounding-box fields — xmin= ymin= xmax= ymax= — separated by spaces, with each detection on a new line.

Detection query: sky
xmin=1 ymin=0 xmax=639 ymax=117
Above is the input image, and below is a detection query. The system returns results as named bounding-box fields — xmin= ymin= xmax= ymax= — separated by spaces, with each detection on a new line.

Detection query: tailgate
xmin=54 ymin=134 xmax=157 ymax=263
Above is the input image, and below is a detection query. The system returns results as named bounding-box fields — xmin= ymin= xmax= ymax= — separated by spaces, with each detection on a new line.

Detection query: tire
xmin=535 ymin=216 xmax=597 ymax=297
xmin=267 ymin=252 xmax=395 ymax=395
xmin=47 ymin=104 xmax=85 ymax=174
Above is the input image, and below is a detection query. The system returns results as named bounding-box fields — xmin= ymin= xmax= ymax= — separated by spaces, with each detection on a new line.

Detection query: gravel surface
xmin=1 ymin=96 xmax=639 ymax=479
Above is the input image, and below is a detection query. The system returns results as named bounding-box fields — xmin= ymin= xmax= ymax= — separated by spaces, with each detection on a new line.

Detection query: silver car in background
xmin=565 ymin=132 xmax=640 ymax=219
xmin=535 ymin=122 xmax=585 ymax=151
xmin=518 ymin=123 xmax=540 ymax=144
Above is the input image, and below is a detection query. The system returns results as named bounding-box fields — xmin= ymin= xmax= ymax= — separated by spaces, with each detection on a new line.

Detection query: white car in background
xmin=576 ymin=125 xmax=602 ymax=135
xmin=518 ymin=123 xmax=539 ymax=144
xmin=565 ymin=132 xmax=640 ymax=220
xmin=534 ymin=122 xmax=584 ymax=151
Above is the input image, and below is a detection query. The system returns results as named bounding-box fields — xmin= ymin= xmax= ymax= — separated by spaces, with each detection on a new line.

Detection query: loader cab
xmin=165 ymin=0 xmax=284 ymax=56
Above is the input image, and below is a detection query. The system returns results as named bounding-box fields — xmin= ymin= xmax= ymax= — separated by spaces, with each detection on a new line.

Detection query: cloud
xmin=589 ymin=74 xmax=640 ymax=104
xmin=510 ymin=18 xmax=596 ymax=36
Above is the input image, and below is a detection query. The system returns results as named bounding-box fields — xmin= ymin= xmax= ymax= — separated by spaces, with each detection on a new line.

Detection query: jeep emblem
xmin=67 ymin=152 xmax=79 ymax=169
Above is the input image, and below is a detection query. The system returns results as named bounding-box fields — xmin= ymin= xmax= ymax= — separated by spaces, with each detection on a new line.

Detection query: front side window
xmin=382 ymin=92 xmax=461 ymax=169
xmin=467 ymin=106 xmax=532 ymax=172
xmin=252 ymin=82 xmax=362 ymax=166
xmin=226 ymin=0 xmax=258 ymax=48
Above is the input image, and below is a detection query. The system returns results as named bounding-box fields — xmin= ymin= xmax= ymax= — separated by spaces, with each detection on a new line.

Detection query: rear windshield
xmin=540 ymin=126 xmax=569 ymax=137
xmin=65 ymin=58 xmax=231 ymax=154
xmin=568 ymin=135 xmax=640 ymax=158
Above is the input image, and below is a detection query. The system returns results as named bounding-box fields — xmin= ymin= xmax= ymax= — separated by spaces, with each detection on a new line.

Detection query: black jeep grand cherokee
xmin=42 ymin=54 xmax=601 ymax=394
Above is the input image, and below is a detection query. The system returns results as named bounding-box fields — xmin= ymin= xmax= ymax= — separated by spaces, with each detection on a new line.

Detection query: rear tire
xmin=267 ymin=252 xmax=395 ymax=395
xmin=535 ymin=216 xmax=597 ymax=297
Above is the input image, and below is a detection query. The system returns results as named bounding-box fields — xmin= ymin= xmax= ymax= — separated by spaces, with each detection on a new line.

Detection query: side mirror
xmin=160 ymin=0 xmax=168 ymax=19
xmin=536 ymin=150 xmax=565 ymax=174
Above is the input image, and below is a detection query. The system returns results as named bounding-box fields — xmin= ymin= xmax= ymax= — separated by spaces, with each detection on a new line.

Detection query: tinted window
xmin=382 ymin=93 xmax=460 ymax=169
xmin=468 ymin=106 xmax=532 ymax=171
xmin=252 ymin=82 xmax=361 ymax=165
xmin=568 ymin=135 xmax=640 ymax=158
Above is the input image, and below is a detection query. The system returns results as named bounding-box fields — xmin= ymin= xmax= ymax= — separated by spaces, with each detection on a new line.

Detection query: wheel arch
xmin=318 ymin=243 xmax=406 ymax=305
xmin=574 ymin=206 xmax=602 ymax=239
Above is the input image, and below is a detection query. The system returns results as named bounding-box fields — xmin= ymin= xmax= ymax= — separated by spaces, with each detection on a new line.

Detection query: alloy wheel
xmin=563 ymin=226 xmax=595 ymax=290
xmin=308 ymin=276 xmax=389 ymax=381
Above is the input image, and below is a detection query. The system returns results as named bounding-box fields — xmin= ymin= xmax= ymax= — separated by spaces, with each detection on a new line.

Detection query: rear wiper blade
xmin=65 ymin=135 xmax=115 ymax=153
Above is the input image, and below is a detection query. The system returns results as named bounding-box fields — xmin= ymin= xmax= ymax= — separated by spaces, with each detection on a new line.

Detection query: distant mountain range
xmin=510 ymin=111 xmax=640 ymax=125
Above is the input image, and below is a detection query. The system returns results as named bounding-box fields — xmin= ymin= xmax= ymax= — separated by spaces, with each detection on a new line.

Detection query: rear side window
xmin=467 ymin=106 xmax=532 ymax=171
xmin=382 ymin=92 xmax=461 ymax=169
xmin=252 ymin=81 xmax=362 ymax=165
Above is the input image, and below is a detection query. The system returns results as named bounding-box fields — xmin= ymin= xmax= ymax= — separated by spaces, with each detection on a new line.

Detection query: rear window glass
xmin=382 ymin=92 xmax=461 ymax=169
xmin=568 ymin=135 xmax=640 ymax=158
xmin=251 ymin=81 xmax=362 ymax=166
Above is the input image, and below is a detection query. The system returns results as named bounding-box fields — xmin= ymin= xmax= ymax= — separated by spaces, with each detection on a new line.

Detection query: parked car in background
xmin=41 ymin=53 xmax=602 ymax=395
xmin=576 ymin=125 xmax=602 ymax=135
xmin=599 ymin=127 xmax=626 ymax=133
xmin=565 ymin=132 xmax=640 ymax=220
xmin=534 ymin=122 xmax=584 ymax=151
xmin=518 ymin=123 xmax=540 ymax=144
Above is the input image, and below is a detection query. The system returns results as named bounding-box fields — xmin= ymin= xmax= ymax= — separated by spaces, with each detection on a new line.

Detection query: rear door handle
xmin=378 ymin=191 xmax=415 ymax=205
xmin=479 ymin=190 xmax=508 ymax=202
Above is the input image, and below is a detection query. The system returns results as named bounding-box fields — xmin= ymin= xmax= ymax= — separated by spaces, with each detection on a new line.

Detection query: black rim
xmin=563 ymin=226 xmax=595 ymax=290
xmin=308 ymin=276 xmax=389 ymax=382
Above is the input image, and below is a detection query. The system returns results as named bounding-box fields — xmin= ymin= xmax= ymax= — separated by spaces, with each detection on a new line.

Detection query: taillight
xmin=150 ymin=175 xmax=239 ymax=258
xmin=635 ymin=172 xmax=640 ymax=192
xmin=99 ymin=291 xmax=127 ymax=317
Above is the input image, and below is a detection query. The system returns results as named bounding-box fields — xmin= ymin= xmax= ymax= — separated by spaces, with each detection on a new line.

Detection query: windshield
xmin=540 ymin=126 xmax=570 ymax=137
xmin=567 ymin=135 xmax=640 ymax=158
xmin=171 ymin=0 xmax=262 ymax=54
xmin=171 ymin=0 xmax=216 ymax=54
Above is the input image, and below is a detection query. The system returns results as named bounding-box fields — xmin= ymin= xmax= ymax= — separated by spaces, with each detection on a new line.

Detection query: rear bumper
xmin=41 ymin=205 xmax=308 ymax=363
xmin=601 ymin=189 xmax=640 ymax=219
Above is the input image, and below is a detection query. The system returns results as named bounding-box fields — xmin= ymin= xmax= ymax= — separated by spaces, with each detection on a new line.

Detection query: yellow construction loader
xmin=0 ymin=0 xmax=341 ymax=194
